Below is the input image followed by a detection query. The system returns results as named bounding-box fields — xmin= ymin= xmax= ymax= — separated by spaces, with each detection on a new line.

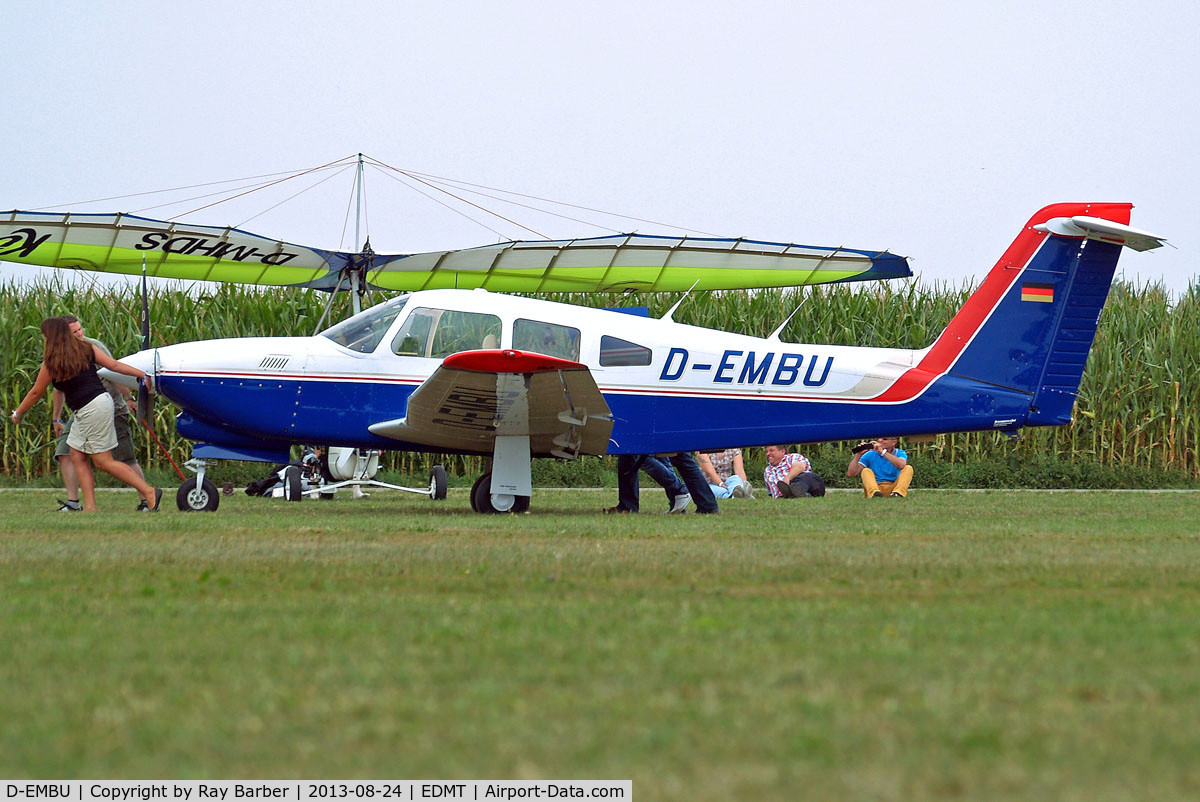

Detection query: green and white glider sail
xmin=0 ymin=212 xmax=335 ymax=287
xmin=375 ymin=232 xmax=910 ymax=291
xmin=0 ymin=211 xmax=911 ymax=292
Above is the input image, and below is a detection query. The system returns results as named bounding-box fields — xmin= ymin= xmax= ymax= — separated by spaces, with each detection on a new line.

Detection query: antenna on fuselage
xmin=661 ymin=280 xmax=701 ymax=323
xmin=766 ymin=293 xmax=807 ymax=343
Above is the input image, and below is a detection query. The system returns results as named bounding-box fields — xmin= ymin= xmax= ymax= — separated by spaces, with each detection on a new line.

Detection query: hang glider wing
xmin=1 ymin=210 xmax=910 ymax=292
xmin=367 ymin=233 xmax=911 ymax=291
xmin=0 ymin=211 xmax=341 ymax=286
xmin=367 ymin=349 xmax=613 ymax=458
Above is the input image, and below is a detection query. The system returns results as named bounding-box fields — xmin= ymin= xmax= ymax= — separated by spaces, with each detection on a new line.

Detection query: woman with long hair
xmin=11 ymin=316 xmax=162 ymax=512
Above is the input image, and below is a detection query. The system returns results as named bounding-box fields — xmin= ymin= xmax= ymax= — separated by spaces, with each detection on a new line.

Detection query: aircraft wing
xmin=1 ymin=211 xmax=910 ymax=292
xmin=366 ymin=233 xmax=911 ymax=291
xmin=367 ymin=349 xmax=614 ymax=458
xmin=0 ymin=211 xmax=341 ymax=287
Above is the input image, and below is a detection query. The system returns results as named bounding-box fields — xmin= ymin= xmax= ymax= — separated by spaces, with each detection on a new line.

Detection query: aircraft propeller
xmin=136 ymin=255 xmax=154 ymax=423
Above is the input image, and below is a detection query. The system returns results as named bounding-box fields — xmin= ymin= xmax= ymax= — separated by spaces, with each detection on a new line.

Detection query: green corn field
xmin=2 ymin=276 xmax=1197 ymax=483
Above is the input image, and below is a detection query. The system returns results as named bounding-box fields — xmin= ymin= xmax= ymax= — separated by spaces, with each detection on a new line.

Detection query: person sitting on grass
xmin=698 ymin=448 xmax=754 ymax=499
xmin=846 ymin=436 xmax=914 ymax=498
xmin=763 ymin=444 xmax=825 ymax=498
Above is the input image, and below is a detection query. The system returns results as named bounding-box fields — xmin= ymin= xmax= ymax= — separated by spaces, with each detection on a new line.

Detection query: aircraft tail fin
xmin=888 ymin=203 xmax=1165 ymax=426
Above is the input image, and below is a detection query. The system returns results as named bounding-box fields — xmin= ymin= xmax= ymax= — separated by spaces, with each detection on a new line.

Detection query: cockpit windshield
xmin=320 ymin=295 xmax=409 ymax=353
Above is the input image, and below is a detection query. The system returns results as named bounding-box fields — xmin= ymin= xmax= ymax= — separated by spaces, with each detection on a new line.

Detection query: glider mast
xmin=314 ymin=154 xmax=374 ymax=330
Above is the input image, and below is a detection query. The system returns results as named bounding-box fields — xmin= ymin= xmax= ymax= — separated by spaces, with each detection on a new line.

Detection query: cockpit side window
xmin=431 ymin=310 xmax=501 ymax=357
xmin=599 ymin=335 xmax=652 ymax=366
xmin=513 ymin=319 xmax=581 ymax=361
xmin=391 ymin=308 xmax=438 ymax=356
xmin=391 ymin=307 xmax=502 ymax=358
xmin=320 ymin=296 xmax=409 ymax=353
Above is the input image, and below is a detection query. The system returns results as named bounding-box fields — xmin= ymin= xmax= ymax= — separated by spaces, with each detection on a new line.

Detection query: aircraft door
xmin=596 ymin=334 xmax=657 ymax=454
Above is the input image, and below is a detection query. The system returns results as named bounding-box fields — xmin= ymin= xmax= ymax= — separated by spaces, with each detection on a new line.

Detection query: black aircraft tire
xmin=431 ymin=465 xmax=448 ymax=501
xmin=177 ymin=477 xmax=220 ymax=512
xmin=470 ymin=471 xmax=530 ymax=514
xmin=284 ymin=465 xmax=303 ymax=502
xmin=468 ymin=470 xmax=487 ymax=513
xmin=470 ymin=472 xmax=491 ymax=513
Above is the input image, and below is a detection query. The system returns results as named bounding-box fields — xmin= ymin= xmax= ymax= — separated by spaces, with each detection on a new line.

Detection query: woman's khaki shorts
xmin=65 ymin=393 xmax=118 ymax=455
xmin=56 ymin=412 xmax=136 ymax=463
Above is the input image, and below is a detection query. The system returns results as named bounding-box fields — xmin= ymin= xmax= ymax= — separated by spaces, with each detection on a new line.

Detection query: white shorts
xmin=66 ymin=393 xmax=118 ymax=455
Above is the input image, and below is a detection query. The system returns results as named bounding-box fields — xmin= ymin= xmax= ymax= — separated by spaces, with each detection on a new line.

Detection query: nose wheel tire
xmin=177 ymin=477 xmax=220 ymax=512
xmin=469 ymin=471 xmax=530 ymax=514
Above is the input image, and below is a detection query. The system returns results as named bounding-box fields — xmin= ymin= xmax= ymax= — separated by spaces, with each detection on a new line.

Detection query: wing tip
xmin=442 ymin=349 xmax=587 ymax=374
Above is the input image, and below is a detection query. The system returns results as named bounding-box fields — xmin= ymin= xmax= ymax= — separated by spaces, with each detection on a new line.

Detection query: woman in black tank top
xmin=12 ymin=317 xmax=164 ymax=512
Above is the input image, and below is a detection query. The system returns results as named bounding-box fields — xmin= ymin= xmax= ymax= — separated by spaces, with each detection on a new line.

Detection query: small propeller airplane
xmin=1 ymin=200 xmax=1165 ymax=513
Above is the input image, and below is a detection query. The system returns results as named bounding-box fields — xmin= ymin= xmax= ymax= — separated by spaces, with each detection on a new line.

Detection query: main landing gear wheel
xmin=430 ymin=465 xmax=447 ymax=500
xmin=283 ymin=465 xmax=303 ymax=501
xmin=469 ymin=471 xmax=530 ymax=514
xmin=177 ymin=477 xmax=220 ymax=512
xmin=469 ymin=472 xmax=486 ymax=513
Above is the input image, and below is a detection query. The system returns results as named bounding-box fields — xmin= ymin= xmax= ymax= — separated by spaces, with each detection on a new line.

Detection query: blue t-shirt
xmin=859 ymin=448 xmax=907 ymax=482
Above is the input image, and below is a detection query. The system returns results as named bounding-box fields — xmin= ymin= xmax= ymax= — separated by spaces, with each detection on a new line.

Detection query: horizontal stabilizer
xmin=1034 ymin=215 xmax=1167 ymax=252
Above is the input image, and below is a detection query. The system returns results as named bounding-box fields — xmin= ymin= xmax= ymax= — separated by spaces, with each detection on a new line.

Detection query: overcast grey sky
xmin=3 ymin=0 xmax=1195 ymax=294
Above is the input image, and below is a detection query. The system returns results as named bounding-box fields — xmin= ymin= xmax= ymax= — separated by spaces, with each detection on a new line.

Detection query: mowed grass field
xmin=2 ymin=487 xmax=1199 ymax=800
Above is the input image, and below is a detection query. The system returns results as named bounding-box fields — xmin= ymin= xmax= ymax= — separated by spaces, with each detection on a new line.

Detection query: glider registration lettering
xmin=0 ymin=226 xmax=303 ymax=266
xmin=660 ymin=347 xmax=834 ymax=387
xmin=0 ymin=228 xmax=51 ymax=259
xmin=135 ymin=232 xmax=301 ymax=265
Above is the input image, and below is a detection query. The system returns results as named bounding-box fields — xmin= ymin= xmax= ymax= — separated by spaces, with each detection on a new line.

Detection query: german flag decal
xmin=1021 ymin=283 xmax=1054 ymax=303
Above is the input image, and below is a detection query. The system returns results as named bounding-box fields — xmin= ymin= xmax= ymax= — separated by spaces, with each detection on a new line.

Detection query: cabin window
xmin=391 ymin=307 xmax=501 ymax=358
xmin=391 ymin=308 xmax=437 ymax=356
xmin=321 ymin=296 xmax=409 ymax=353
xmin=599 ymin=335 xmax=652 ymax=367
xmin=513 ymin=319 xmax=580 ymax=361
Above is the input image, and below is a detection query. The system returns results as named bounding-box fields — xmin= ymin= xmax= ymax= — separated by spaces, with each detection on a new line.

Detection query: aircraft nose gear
xmin=177 ymin=459 xmax=220 ymax=511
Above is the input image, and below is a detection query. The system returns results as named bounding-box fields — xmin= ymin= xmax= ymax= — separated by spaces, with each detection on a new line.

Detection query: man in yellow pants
xmin=846 ymin=436 xmax=914 ymax=498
